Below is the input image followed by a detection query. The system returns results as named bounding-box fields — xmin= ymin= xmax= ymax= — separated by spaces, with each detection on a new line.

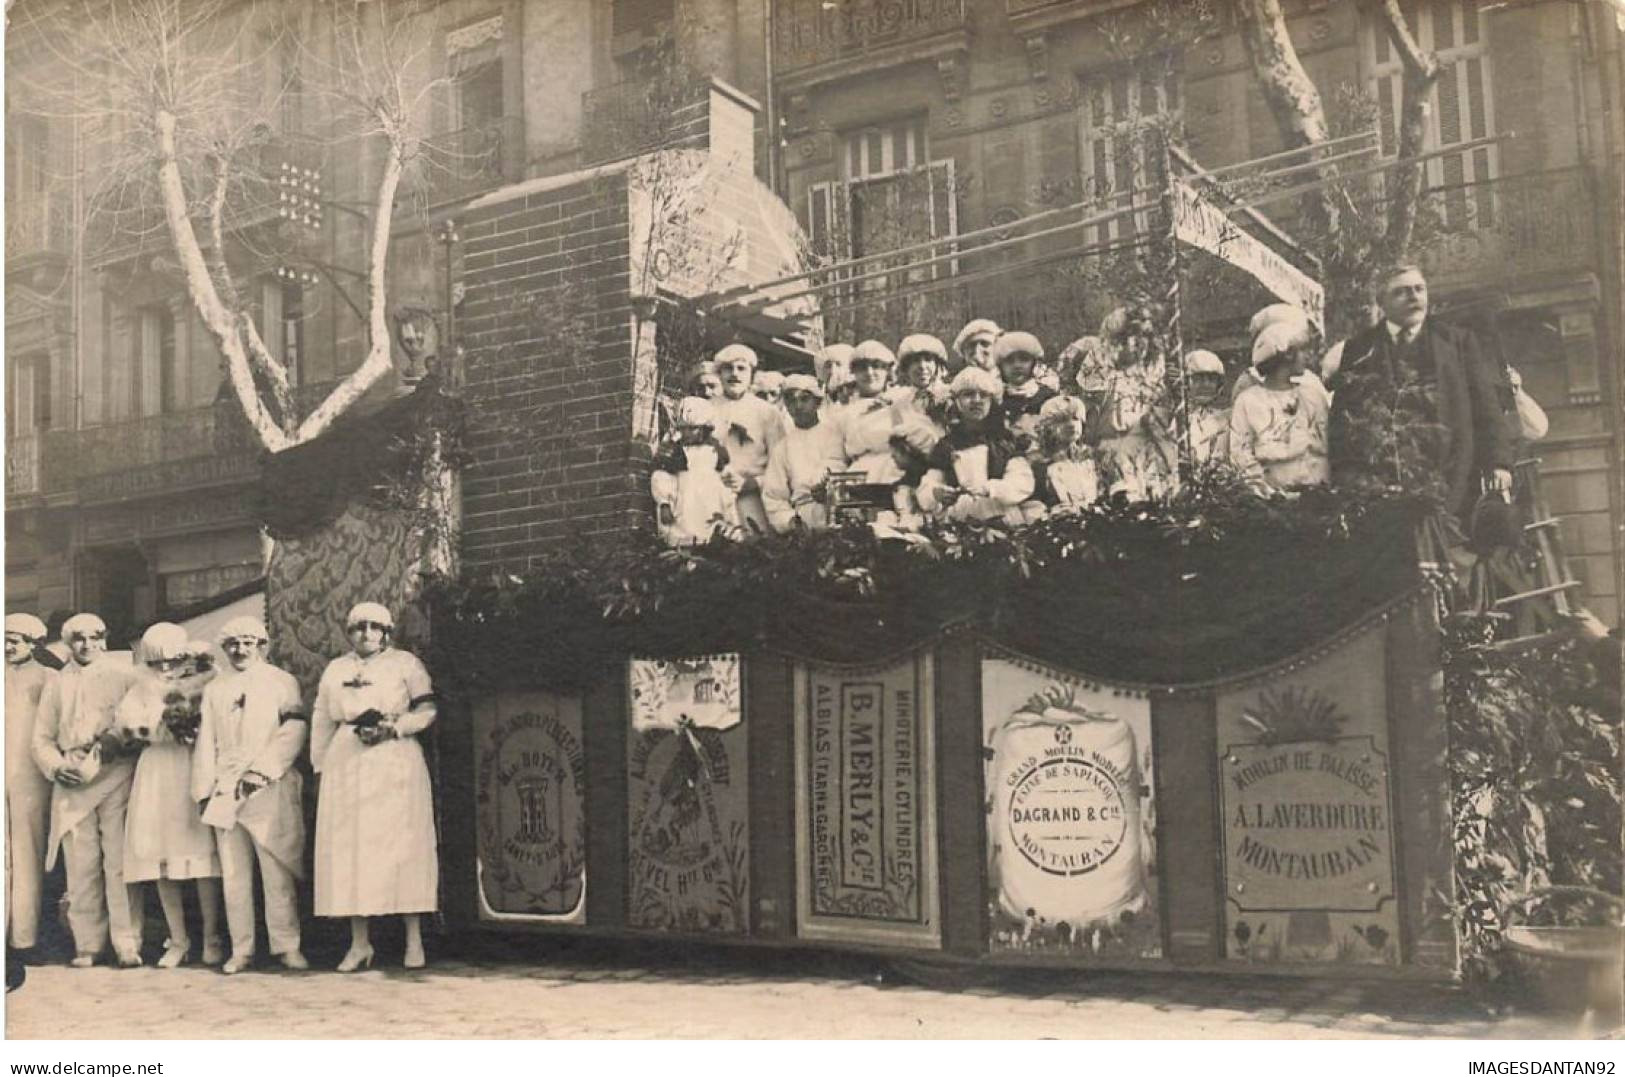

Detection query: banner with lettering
xmin=793 ymin=653 xmax=940 ymax=948
xmin=1217 ymin=623 xmax=1400 ymax=966
xmin=981 ymin=653 xmax=1162 ymax=962
xmin=626 ymin=656 xmax=750 ymax=935
xmin=474 ymin=692 xmax=587 ymax=923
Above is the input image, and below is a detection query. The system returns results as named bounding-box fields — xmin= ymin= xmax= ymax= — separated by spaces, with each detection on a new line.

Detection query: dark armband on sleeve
xmin=409 ymin=692 xmax=438 ymax=709
xmin=278 ymin=708 xmax=309 ymax=725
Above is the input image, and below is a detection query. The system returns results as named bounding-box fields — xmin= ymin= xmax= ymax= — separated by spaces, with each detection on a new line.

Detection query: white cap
xmin=4 ymin=613 xmax=48 ymax=641
xmin=675 ymin=396 xmax=717 ymax=427
xmin=345 ymin=602 xmax=394 ymax=629
xmin=63 ymin=612 xmax=107 ymax=641
xmin=953 ymin=318 xmax=1002 ymax=354
xmin=754 ymin=370 xmax=785 ymax=390
xmin=950 ymin=365 xmax=1003 ymax=398
xmin=852 ymin=340 xmax=897 ymax=366
xmin=713 ymin=343 xmax=758 ymax=369
xmin=781 ymin=373 xmax=823 ymax=397
xmin=897 ymin=334 xmax=948 ymax=366
xmin=1252 ymin=321 xmax=1303 ymax=368
xmin=219 ymin=616 xmax=269 ymax=643
xmin=140 ymin=622 xmax=189 ymax=662
xmin=814 ymin=343 xmax=854 ymax=385
xmin=1184 ymin=349 xmax=1225 ymax=376
xmin=1038 ymin=394 xmax=1087 ymax=423
xmin=991 ymin=331 xmax=1044 ymax=366
xmin=1248 ymin=303 xmax=1312 ymax=342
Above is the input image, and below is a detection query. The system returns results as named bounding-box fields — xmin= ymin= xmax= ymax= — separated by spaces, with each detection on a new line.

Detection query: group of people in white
xmin=651 ymin=301 xmax=1335 ymax=545
xmin=4 ymin=602 xmax=438 ymax=973
xmin=650 ymin=262 xmax=1547 ymax=546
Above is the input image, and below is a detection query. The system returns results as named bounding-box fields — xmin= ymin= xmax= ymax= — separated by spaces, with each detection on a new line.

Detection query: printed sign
xmin=627 ymin=656 xmax=750 ymax=935
xmin=1173 ymin=181 xmax=1325 ymax=331
xmin=474 ymin=693 xmax=587 ymax=923
xmin=981 ymin=654 xmax=1162 ymax=962
xmin=1217 ymin=625 xmax=1400 ymax=965
xmin=793 ymin=654 xmax=940 ymax=948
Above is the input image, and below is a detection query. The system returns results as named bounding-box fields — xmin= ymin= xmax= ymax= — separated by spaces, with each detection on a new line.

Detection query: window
xmin=1078 ymin=64 xmax=1181 ymax=244
xmin=256 ymin=278 xmax=307 ymax=387
xmin=1368 ymin=1 xmax=1497 ymax=230
xmin=806 ymin=117 xmax=958 ymax=314
xmin=139 ymin=305 xmax=178 ymax=416
xmin=613 ymin=0 xmax=673 ymax=39
xmin=7 ymin=352 xmax=51 ymax=432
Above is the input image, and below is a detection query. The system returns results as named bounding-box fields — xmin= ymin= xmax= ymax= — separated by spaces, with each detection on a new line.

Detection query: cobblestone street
xmin=4 ymin=936 xmax=1603 ymax=1040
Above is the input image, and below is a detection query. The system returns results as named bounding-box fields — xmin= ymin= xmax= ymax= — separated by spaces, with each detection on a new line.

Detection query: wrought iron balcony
xmin=1420 ymin=166 xmax=1601 ymax=286
xmin=6 ymin=433 xmax=43 ymax=498
xmin=42 ymin=402 xmax=260 ymax=503
xmin=5 ymin=194 xmax=72 ymax=264
xmin=417 ymin=116 xmax=524 ymax=205
xmin=773 ymin=0 xmax=968 ymax=77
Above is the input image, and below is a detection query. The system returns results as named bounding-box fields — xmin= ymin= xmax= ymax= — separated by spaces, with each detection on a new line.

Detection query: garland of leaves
xmin=423 ymin=473 xmax=1428 ymax=695
xmin=1444 ymin=614 xmax=1622 ymax=988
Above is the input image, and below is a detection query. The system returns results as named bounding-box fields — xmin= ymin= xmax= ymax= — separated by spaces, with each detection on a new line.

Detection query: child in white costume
xmin=651 ymin=396 xmax=740 ymax=546
xmin=762 ymin=374 xmax=845 ymax=533
xmin=840 ymin=339 xmax=905 ymax=483
xmin=1229 ymin=321 xmax=1330 ymax=494
xmin=118 ymin=622 xmax=224 ymax=968
xmin=193 ymin=616 xmax=309 ymax=974
xmin=1183 ymin=350 xmax=1231 ymax=467
xmin=32 ymin=613 xmax=142 ymax=966
xmin=711 ymin=343 xmax=784 ymax=537
xmin=1028 ymin=394 xmax=1101 ymax=515
xmin=5 ymin=613 xmax=55 ymax=952
xmin=312 ymin=602 xmax=439 ymax=971
xmin=918 ymin=366 xmax=1035 ymax=525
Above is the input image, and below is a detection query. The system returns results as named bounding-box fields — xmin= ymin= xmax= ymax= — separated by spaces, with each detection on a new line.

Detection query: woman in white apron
xmin=311 ymin=602 xmax=438 ymax=971
xmin=118 ymin=622 xmax=224 ymax=968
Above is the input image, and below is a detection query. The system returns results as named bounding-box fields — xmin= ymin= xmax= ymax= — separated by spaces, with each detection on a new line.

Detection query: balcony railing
xmin=5 ymin=194 xmax=72 ymax=263
xmin=1420 ymin=166 xmax=1600 ymax=284
xmin=580 ymin=75 xmax=710 ymax=164
xmin=6 ymin=433 xmax=43 ymax=498
xmin=774 ymin=0 xmax=968 ymax=74
xmin=417 ymin=116 xmax=524 ymax=205
xmin=41 ymin=403 xmax=260 ymax=503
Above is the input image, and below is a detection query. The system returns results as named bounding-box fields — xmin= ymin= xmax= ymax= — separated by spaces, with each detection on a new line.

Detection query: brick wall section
xmin=458 ymin=171 xmax=651 ymax=574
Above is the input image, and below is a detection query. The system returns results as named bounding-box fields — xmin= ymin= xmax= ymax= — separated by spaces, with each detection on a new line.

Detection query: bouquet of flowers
xmin=162 ymin=690 xmax=203 ymax=746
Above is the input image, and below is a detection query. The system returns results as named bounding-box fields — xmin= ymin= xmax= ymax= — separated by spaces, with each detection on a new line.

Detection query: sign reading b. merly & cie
xmin=793 ymin=654 xmax=940 ymax=948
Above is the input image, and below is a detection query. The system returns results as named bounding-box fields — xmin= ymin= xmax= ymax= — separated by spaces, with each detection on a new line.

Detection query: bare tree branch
xmin=1375 ymin=0 xmax=1441 ymax=262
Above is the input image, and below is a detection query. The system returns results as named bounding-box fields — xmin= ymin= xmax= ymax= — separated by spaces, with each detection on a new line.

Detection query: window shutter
xmin=927 ymin=159 xmax=958 ymax=280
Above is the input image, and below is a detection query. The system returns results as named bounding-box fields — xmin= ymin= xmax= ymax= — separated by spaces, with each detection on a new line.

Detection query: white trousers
xmin=217 ymin=824 xmax=301 ymax=957
xmin=6 ymin=778 xmax=51 ymax=948
xmin=61 ymin=788 xmax=140 ymax=957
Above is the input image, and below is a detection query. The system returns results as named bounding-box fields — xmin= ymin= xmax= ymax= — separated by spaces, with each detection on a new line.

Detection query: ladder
xmin=1483 ymin=457 xmax=1586 ymax=650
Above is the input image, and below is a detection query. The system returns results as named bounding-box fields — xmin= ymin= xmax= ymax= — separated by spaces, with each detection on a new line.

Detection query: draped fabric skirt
xmin=124 ymin=742 xmax=220 ymax=882
xmin=314 ymin=730 xmax=438 ymax=917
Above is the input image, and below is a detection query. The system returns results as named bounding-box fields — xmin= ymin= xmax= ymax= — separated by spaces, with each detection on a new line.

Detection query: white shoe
xmin=221 ymin=953 xmax=253 ymax=975
xmin=69 ymin=954 xmax=96 ymax=969
xmin=201 ymin=938 xmax=225 ymax=966
xmin=114 ymin=946 xmax=143 ymax=968
xmin=157 ymin=941 xmax=190 ymax=969
xmin=279 ymin=950 xmax=309 ymax=971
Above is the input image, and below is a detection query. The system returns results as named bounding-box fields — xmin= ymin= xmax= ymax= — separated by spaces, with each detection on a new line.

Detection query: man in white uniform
xmin=194 ymin=616 xmax=310 ymax=974
xmin=32 ymin=613 xmax=141 ymax=967
xmin=6 ymin=613 xmax=55 ymax=955
xmin=711 ymin=343 xmax=784 ymax=537
xmin=762 ymin=374 xmax=846 ymax=533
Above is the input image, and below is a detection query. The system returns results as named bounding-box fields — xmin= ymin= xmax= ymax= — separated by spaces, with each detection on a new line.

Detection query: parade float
xmin=413 ymin=129 xmax=1618 ymax=990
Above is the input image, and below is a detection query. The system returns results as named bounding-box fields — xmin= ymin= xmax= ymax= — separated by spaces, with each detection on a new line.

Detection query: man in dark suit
xmin=1328 ymin=264 xmax=1514 ymax=525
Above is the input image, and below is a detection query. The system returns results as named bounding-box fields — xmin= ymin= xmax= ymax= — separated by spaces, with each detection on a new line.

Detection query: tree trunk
xmin=1376 ymin=0 xmax=1441 ymax=264
xmin=1232 ymin=0 xmax=1340 ymax=234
